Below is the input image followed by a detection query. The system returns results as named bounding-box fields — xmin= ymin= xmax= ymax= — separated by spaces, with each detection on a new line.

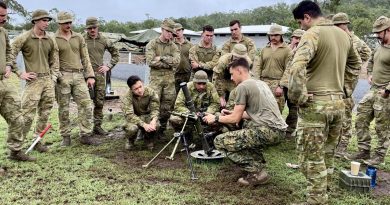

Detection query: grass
xmin=0 ymin=76 xmax=389 ymax=204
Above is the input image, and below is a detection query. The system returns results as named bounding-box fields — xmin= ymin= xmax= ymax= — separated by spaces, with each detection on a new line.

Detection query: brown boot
xmin=80 ymin=134 xmax=100 ymax=146
xmin=61 ymin=136 xmax=71 ymax=147
xmin=237 ymin=170 xmax=271 ymax=186
xmin=93 ymin=126 xmax=108 ymax=135
xmin=34 ymin=142 xmax=49 ymax=153
xmin=8 ymin=150 xmax=36 ymax=161
xmin=125 ymin=138 xmax=135 ymax=150
xmin=344 ymin=150 xmax=370 ymax=161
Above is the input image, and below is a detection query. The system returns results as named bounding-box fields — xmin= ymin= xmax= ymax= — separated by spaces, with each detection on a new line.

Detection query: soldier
xmin=121 ymin=75 xmax=159 ymax=150
xmin=213 ymin=44 xmax=251 ymax=108
xmin=204 ymin=58 xmax=287 ymax=186
xmin=174 ymin=23 xmax=193 ymax=94
xmin=221 ymin=20 xmax=256 ymax=61
xmin=10 ymin=9 xmax=60 ymax=153
xmin=55 ymin=11 xmax=96 ymax=146
xmin=345 ymin=16 xmax=390 ymax=166
xmin=289 ymin=1 xmax=361 ymax=204
xmin=332 ymin=12 xmax=372 ymax=157
xmin=189 ymin=25 xmax=220 ymax=81
xmin=0 ymin=1 xmax=35 ymax=161
xmin=83 ymin=17 xmax=119 ymax=135
xmin=254 ymin=24 xmax=292 ymax=113
xmin=145 ymin=19 xmax=180 ymax=135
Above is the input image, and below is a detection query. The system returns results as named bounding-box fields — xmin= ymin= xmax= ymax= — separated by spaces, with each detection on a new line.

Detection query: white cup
xmin=351 ymin=161 xmax=361 ymax=176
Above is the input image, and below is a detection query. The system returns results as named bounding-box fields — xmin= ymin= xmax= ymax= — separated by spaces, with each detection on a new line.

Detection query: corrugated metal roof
xmin=130 ymin=27 xmax=201 ymax=36
xmin=213 ymin=25 xmax=290 ymax=34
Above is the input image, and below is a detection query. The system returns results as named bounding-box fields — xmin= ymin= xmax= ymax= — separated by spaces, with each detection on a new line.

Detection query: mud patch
xmin=372 ymin=170 xmax=390 ymax=197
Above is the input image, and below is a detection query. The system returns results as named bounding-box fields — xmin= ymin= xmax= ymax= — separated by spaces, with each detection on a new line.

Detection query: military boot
xmin=344 ymin=150 xmax=370 ymax=161
xmin=61 ymin=136 xmax=71 ymax=147
xmin=80 ymin=134 xmax=100 ymax=146
xmin=363 ymin=155 xmax=385 ymax=166
xmin=125 ymin=138 xmax=135 ymax=150
xmin=334 ymin=143 xmax=347 ymax=158
xmin=34 ymin=142 xmax=49 ymax=153
xmin=93 ymin=125 xmax=108 ymax=135
xmin=237 ymin=169 xmax=271 ymax=186
xmin=8 ymin=150 xmax=36 ymax=161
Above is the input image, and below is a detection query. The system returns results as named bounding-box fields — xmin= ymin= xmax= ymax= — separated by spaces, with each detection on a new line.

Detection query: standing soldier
xmin=221 ymin=20 xmax=256 ymax=61
xmin=55 ymin=11 xmax=96 ymax=146
xmin=11 ymin=9 xmax=60 ymax=152
xmin=345 ymin=16 xmax=390 ymax=166
xmin=0 ymin=2 xmax=35 ymax=161
xmin=83 ymin=17 xmax=119 ymax=135
xmin=332 ymin=12 xmax=372 ymax=157
xmin=189 ymin=25 xmax=220 ymax=81
xmin=145 ymin=19 xmax=180 ymax=136
xmin=254 ymin=24 xmax=292 ymax=113
xmin=289 ymin=1 xmax=361 ymax=204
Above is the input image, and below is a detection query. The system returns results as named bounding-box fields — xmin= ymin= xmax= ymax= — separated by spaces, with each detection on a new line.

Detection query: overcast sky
xmin=13 ymin=0 xmax=300 ymax=24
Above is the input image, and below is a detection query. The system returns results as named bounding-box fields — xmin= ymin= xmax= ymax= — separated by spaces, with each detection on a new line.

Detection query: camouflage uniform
xmin=188 ymin=41 xmax=221 ymax=81
xmin=288 ymin=19 xmax=361 ymax=205
xmin=145 ymin=19 xmax=180 ymax=131
xmin=221 ymin=35 xmax=257 ymax=61
xmin=83 ymin=17 xmax=119 ymax=131
xmin=174 ymin=23 xmax=193 ymax=94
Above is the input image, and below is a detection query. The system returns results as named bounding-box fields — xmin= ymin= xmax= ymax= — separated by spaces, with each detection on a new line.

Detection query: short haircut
xmin=229 ymin=58 xmax=249 ymax=71
xmin=229 ymin=19 xmax=241 ymax=27
xmin=202 ymin=25 xmax=214 ymax=32
xmin=292 ymin=0 xmax=322 ymax=20
xmin=0 ymin=1 xmax=7 ymax=9
xmin=127 ymin=75 xmax=142 ymax=88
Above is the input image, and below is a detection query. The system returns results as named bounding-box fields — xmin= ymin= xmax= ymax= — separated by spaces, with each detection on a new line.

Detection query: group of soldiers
xmin=0 ymin=0 xmax=389 ymax=204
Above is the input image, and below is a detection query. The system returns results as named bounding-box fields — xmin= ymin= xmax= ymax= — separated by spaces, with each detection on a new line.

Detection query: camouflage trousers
xmin=355 ymin=88 xmax=390 ymax=158
xmin=21 ymin=75 xmax=55 ymax=139
xmin=92 ymin=72 xmax=106 ymax=127
xmin=0 ymin=76 xmax=24 ymax=151
xmin=56 ymin=71 xmax=93 ymax=137
xmin=214 ymin=122 xmax=285 ymax=173
xmin=174 ymin=72 xmax=191 ymax=95
xmin=262 ymin=79 xmax=285 ymax=113
xmin=149 ymin=69 xmax=176 ymax=130
xmin=296 ymin=99 xmax=344 ymax=205
xmin=283 ymin=87 xmax=298 ymax=134
xmin=124 ymin=115 xmax=160 ymax=143
xmin=337 ymin=97 xmax=355 ymax=148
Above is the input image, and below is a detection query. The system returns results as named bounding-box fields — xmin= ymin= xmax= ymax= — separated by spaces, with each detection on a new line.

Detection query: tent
xmin=124 ymin=29 xmax=160 ymax=46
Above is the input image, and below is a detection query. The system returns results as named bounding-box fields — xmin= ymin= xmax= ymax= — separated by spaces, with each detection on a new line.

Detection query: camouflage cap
xmin=332 ymin=12 xmax=350 ymax=25
xmin=193 ymin=70 xmax=208 ymax=83
xmin=291 ymin=29 xmax=305 ymax=38
xmin=372 ymin=16 xmax=390 ymax=33
xmin=31 ymin=9 xmax=52 ymax=24
xmin=267 ymin=24 xmax=284 ymax=35
xmin=86 ymin=17 xmax=98 ymax=28
xmin=174 ymin=23 xmax=183 ymax=31
xmin=161 ymin=18 xmax=176 ymax=34
xmin=232 ymin=44 xmax=248 ymax=58
xmin=57 ymin=11 xmax=73 ymax=24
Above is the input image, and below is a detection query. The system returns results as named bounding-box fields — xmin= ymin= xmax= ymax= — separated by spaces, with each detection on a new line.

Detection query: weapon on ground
xmin=25 ymin=124 xmax=52 ymax=154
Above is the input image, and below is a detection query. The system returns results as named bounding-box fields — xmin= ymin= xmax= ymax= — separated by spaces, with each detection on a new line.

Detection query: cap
xmin=161 ymin=18 xmax=176 ymax=34
xmin=86 ymin=17 xmax=98 ymax=29
xmin=372 ymin=16 xmax=390 ymax=33
xmin=267 ymin=23 xmax=284 ymax=35
xmin=174 ymin=23 xmax=183 ymax=31
xmin=57 ymin=11 xmax=73 ymax=24
xmin=332 ymin=12 xmax=350 ymax=25
xmin=193 ymin=70 xmax=208 ymax=83
xmin=291 ymin=29 xmax=305 ymax=38
xmin=31 ymin=9 xmax=52 ymax=24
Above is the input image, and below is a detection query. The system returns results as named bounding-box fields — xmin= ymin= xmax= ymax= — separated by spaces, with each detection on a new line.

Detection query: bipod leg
xmin=181 ymin=133 xmax=198 ymax=180
xmin=166 ymin=117 xmax=189 ymax=160
xmin=142 ymin=135 xmax=177 ymax=168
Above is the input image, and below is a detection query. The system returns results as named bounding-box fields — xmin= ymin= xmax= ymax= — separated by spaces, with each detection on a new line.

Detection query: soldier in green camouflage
xmin=145 ymin=19 xmax=180 ymax=135
xmin=11 ymin=9 xmax=60 ymax=153
xmin=83 ymin=17 xmax=119 ymax=135
xmin=331 ymin=12 xmax=372 ymax=158
xmin=189 ymin=25 xmax=220 ymax=81
xmin=174 ymin=23 xmax=193 ymax=94
xmin=0 ymin=2 xmax=35 ymax=161
xmin=55 ymin=11 xmax=97 ymax=146
xmin=289 ymin=1 xmax=361 ymax=204
xmin=221 ymin=20 xmax=257 ymax=61
xmin=254 ymin=24 xmax=292 ymax=113
xmin=121 ymin=75 xmax=160 ymax=150
xmin=345 ymin=16 xmax=390 ymax=166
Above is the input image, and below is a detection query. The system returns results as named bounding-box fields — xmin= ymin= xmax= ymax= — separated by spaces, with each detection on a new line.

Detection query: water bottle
xmin=107 ymin=108 xmax=113 ymax=121
xmin=366 ymin=166 xmax=377 ymax=188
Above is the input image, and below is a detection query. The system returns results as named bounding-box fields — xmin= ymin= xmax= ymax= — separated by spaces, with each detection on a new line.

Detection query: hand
xmin=191 ymin=60 xmax=199 ymax=69
xmin=221 ymin=109 xmax=232 ymax=116
xmin=143 ymin=123 xmax=156 ymax=132
xmin=220 ymin=96 xmax=226 ymax=108
xmin=98 ymin=65 xmax=110 ymax=74
xmin=154 ymin=56 xmax=161 ymax=61
xmin=368 ymin=75 xmax=372 ymax=85
xmin=275 ymin=86 xmax=283 ymax=97
xmin=379 ymin=89 xmax=389 ymax=98
xmin=20 ymin=72 xmax=37 ymax=81
xmin=87 ymin=78 xmax=95 ymax=88
xmin=202 ymin=113 xmax=216 ymax=125
xmin=4 ymin=66 xmax=11 ymax=78
xmin=149 ymin=119 xmax=157 ymax=130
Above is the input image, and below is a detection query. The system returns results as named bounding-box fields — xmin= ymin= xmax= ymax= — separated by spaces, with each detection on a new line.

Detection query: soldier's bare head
xmin=0 ymin=1 xmax=7 ymax=26
xmin=229 ymin=20 xmax=242 ymax=40
xmin=229 ymin=58 xmax=250 ymax=85
xmin=292 ymin=0 xmax=322 ymax=31
xmin=202 ymin=25 xmax=214 ymax=45
xmin=127 ymin=75 xmax=145 ymax=97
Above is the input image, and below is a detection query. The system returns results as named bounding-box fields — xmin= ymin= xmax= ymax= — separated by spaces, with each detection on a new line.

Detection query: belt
xmin=61 ymin=68 xmax=84 ymax=73
xmin=309 ymin=94 xmax=343 ymax=101
xmin=36 ymin=73 xmax=50 ymax=77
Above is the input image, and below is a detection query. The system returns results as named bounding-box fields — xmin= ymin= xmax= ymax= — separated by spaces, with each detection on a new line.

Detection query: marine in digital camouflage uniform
xmin=345 ymin=16 xmax=390 ymax=166
xmin=145 ymin=19 xmax=180 ymax=134
xmin=289 ymin=2 xmax=361 ymax=204
xmin=55 ymin=11 xmax=96 ymax=146
xmin=331 ymin=12 xmax=372 ymax=157
xmin=121 ymin=75 xmax=160 ymax=150
xmin=83 ymin=17 xmax=119 ymax=135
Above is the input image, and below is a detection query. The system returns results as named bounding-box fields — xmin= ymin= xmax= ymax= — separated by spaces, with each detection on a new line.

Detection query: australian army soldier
xmin=289 ymin=1 xmax=361 ymax=204
xmin=0 ymin=2 xmax=35 ymax=161
xmin=11 ymin=9 xmax=60 ymax=153
xmin=345 ymin=16 xmax=390 ymax=166
xmin=221 ymin=20 xmax=256 ymax=61
xmin=189 ymin=25 xmax=220 ymax=81
xmin=254 ymin=24 xmax=292 ymax=113
xmin=83 ymin=17 xmax=119 ymax=135
xmin=122 ymin=75 xmax=160 ymax=150
xmin=332 ymin=12 xmax=372 ymax=157
xmin=55 ymin=11 xmax=96 ymax=146
xmin=145 ymin=19 xmax=180 ymax=134
xmin=174 ymin=23 xmax=193 ymax=94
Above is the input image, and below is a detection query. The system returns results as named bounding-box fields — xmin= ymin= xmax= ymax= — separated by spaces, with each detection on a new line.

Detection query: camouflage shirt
xmin=189 ymin=42 xmax=221 ymax=72
xmin=221 ymin=35 xmax=257 ymax=61
xmin=367 ymin=45 xmax=390 ymax=88
xmin=352 ymin=33 xmax=371 ymax=63
xmin=174 ymin=82 xmax=219 ymax=114
xmin=83 ymin=32 xmax=119 ymax=71
xmin=0 ymin=27 xmax=18 ymax=75
xmin=11 ymin=29 xmax=60 ymax=81
xmin=145 ymin=37 xmax=180 ymax=71
xmin=174 ymin=38 xmax=193 ymax=74
xmin=121 ymin=86 xmax=160 ymax=126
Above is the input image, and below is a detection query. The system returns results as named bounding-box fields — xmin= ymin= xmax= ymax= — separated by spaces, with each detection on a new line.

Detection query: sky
xmin=13 ymin=0 xmax=300 ymax=24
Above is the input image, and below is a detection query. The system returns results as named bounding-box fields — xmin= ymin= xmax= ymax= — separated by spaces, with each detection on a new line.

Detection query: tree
xmin=4 ymin=0 xmax=28 ymax=16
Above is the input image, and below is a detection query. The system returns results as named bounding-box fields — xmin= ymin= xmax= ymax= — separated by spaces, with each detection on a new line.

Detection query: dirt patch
xmin=372 ymin=170 xmax=390 ymax=197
